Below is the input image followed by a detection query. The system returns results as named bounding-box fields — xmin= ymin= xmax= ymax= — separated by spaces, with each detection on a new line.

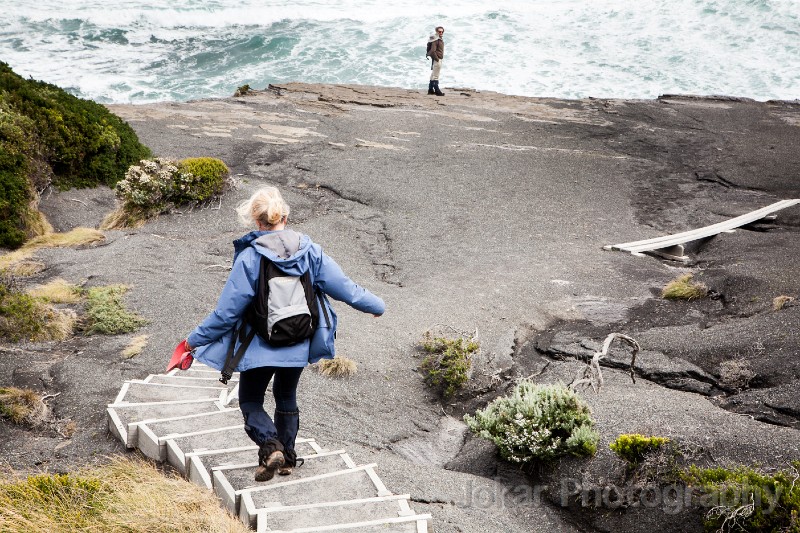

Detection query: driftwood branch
xmin=570 ymin=333 xmax=640 ymax=394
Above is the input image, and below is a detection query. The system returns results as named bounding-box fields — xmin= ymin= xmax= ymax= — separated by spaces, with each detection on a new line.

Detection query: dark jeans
xmin=239 ymin=366 xmax=303 ymax=451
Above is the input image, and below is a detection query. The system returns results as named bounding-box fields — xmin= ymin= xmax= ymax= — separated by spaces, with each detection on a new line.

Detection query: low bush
xmin=0 ymin=457 xmax=249 ymax=532
xmin=682 ymin=462 xmax=800 ymax=533
xmin=314 ymin=355 xmax=358 ymax=377
xmin=610 ymin=434 xmax=670 ymax=465
xmin=102 ymin=157 xmax=231 ymax=228
xmin=82 ymin=285 xmax=146 ymax=335
xmin=419 ymin=331 xmax=478 ymax=398
xmin=661 ymin=273 xmax=708 ymax=300
xmin=0 ymin=62 xmax=151 ymax=248
xmin=464 ymin=381 xmax=599 ymax=464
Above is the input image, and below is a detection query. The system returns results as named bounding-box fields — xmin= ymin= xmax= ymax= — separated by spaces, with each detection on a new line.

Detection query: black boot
xmin=427 ymin=80 xmax=435 ymax=95
xmin=433 ymin=80 xmax=445 ymax=96
xmin=255 ymin=438 xmax=285 ymax=482
xmin=274 ymin=409 xmax=302 ymax=475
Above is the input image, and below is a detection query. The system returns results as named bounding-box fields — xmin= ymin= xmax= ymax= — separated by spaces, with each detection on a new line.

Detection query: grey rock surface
xmin=2 ymin=83 xmax=799 ymax=532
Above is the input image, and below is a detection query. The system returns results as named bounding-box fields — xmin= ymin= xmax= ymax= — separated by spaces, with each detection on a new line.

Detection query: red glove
xmin=166 ymin=339 xmax=194 ymax=371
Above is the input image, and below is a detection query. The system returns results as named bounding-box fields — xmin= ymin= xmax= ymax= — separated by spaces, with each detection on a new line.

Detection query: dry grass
xmin=315 ymin=356 xmax=358 ymax=377
xmin=773 ymin=295 xmax=796 ymax=311
xmin=27 ymin=279 xmax=82 ymax=304
xmin=121 ymin=335 xmax=149 ymax=359
xmin=0 ymin=387 xmax=49 ymax=427
xmin=718 ymin=359 xmax=756 ymax=390
xmin=0 ymin=456 xmax=250 ymax=532
xmin=0 ymin=228 xmax=105 ymax=275
xmin=661 ymin=273 xmax=708 ymax=300
xmin=99 ymin=207 xmax=147 ymax=231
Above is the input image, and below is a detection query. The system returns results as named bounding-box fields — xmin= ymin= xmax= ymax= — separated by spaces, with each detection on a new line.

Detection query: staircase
xmin=107 ymin=362 xmax=431 ymax=532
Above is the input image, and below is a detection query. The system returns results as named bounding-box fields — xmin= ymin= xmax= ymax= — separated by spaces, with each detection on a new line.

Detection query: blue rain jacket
xmin=187 ymin=230 xmax=385 ymax=370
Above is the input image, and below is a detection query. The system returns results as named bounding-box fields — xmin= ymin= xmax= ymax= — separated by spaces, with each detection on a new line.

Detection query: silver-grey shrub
xmin=464 ymin=381 xmax=599 ymax=463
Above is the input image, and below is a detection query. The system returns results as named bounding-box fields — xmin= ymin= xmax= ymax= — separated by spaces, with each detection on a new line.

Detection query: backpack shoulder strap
xmin=220 ymin=321 xmax=257 ymax=384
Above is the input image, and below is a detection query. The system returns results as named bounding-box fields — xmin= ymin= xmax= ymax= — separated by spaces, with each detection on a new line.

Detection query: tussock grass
xmin=27 ymin=278 xmax=82 ymax=304
xmin=99 ymin=207 xmax=147 ymax=231
xmin=661 ymin=273 xmax=708 ymax=300
xmin=0 ymin=228 xmax=105 ymax=275
xmin=0 ymin=456 xmax=249 ymax=532
xmin=0 ymin=387 xmax=49 ymax=426
xmin=83 ymin=285 xmax=146 ymax=335
xmin=315 ymin=356 xmax=358 ymax=377
xmin=0 ymin=280 xmax=76 ymax=341
xmin=26 ymin=228 xmax=105 ymax=249
xmin=121 ymin=335 xmax=149 ymax=359
xmin=773 ymin=295 xmax=796 ymax=311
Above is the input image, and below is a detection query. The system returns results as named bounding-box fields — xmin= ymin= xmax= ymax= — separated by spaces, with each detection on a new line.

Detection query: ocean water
xmin=0 ymin=0 xmax=797 ymax=104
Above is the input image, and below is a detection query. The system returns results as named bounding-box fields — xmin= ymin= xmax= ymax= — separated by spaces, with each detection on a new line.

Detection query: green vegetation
xmin=661 ymin=273 xmax=709 ymax=300
xmin=682 ymin=462 xmax=800 ymax=533
xmin=0 ymin=387 xmax=48 ymax=426
xmin=419 ymin=331 xmax=478 ymax=398
xmin=464 ymin=381 xmax=599 ymax=464
xmin=610 ymin=434 xmax=670 ymax=465
xmin=0 ymin=62 xmax=150 ymax=248
xmin=0 ymin=457 xmax=250 ymax=532
xmin=82 ymin=285 xmax=146 ymax=335
xmin=314 ymin=355 xmax=358 ymax=377
xmin=0 ymin=277 xmax=75 ymax=342
xmin=234 ymin=84 xmax=252 ymax=96
xmin=102 ymin=157 xmax=231 ymax=229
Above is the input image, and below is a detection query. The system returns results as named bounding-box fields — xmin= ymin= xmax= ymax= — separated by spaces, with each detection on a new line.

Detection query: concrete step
xmin=161 ymin=425 xmax=255 ymax=471
xmin=259 ymin=514 xmax=430 ymax=533
xmin=257 ymin=494 xmax=423 ymax=531
xmin=114 ymin=380 xmax=228 ymax=404
xmin=146 ymin=373 xmax=239 ymax=387
xmin=238 ymin=464 xmax=393 ymax=528
xmin=186 ymin=439 xmax=322 ymax=489
xmin=107 ymin=399 xmax=226 ymax=447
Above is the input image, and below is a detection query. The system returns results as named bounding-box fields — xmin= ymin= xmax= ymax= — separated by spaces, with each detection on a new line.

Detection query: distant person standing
xmin=426 ymin=26 xmax=445 ymax=96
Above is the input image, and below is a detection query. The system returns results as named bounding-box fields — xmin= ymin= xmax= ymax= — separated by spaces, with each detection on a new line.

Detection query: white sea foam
xmin=1 ymin=0 xmax=797 ymax=103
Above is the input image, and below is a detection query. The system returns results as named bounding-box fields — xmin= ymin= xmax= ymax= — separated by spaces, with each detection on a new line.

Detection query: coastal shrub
xmin=103 ymin=157 xmax=231 ymax=228
xmin=682 ymin=462 xmax=800 ymax=533
xmin=610 ymin=434 xmax=670 ymax=465
xmin=0 ymin=277 xmax=75 ymax=342
xmin=661 ymin=273 xmax=708 ymax=300
xmin=718 ymin=358 xmax=756 ymax=391
xmin=82 ymin=285 xmax=146 ymax=335
xmin=464 ymin=381 xmax=599 ymax=464
xmin=0 ymin=62 xmax=150 ymax=248
xmin=0 ymin=386 xmax=49 ymax=426
xmin=234 ymin=84 xmax=252 ymax=96
xmin=419 ymin=331 xmax=478 ymax=398
xmin=0 ymin=457 xmax=250 ymax=532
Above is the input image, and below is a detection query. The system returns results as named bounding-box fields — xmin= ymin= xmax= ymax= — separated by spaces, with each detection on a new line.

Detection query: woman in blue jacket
xmin=186 ymin=186 xmax=385 ymax=481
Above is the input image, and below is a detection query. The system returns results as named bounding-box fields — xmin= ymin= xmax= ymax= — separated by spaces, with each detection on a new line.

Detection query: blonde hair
xmin=236 ymin=186 xmax=290 ymax=227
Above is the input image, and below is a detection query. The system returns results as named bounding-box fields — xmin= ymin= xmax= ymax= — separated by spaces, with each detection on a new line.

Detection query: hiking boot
xmin=427 ymin=81 xmax=435 ymax=95
xmin=433 ymin=81 xmax=445 ymax=96
xmin=278 ymin=448 xmax=304 ymax=476
xmin=255 ymin=439 xmax=285 ymax=482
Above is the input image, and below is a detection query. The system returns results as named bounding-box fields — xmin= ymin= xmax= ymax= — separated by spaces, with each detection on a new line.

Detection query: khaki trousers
xmin=430 ymin=59 xmax=442 ymax=81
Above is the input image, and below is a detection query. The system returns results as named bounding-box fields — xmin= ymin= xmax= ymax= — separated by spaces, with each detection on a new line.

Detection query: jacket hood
xmin=428 ymin=33 xmax=438 ymax=42
xmin=250 ymin=229 xmax=312 ymax=276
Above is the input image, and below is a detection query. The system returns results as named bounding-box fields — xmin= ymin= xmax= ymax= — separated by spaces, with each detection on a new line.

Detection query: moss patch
xmin=661 ymin=273 xmax=708 ymax=300
xmin=81 ymin=285 xmax=146 ymax=335
xmin=610 ymin=434 xmax=671 ymax=465
xmin=682 ymin=462 xmax=800 ymax=532
xmin=419 ymin=331 xmax=478 ymax=398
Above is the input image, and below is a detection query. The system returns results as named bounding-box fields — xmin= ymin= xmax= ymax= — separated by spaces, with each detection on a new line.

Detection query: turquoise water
xmin=0 ymin=0 xmax=797 ymax=103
